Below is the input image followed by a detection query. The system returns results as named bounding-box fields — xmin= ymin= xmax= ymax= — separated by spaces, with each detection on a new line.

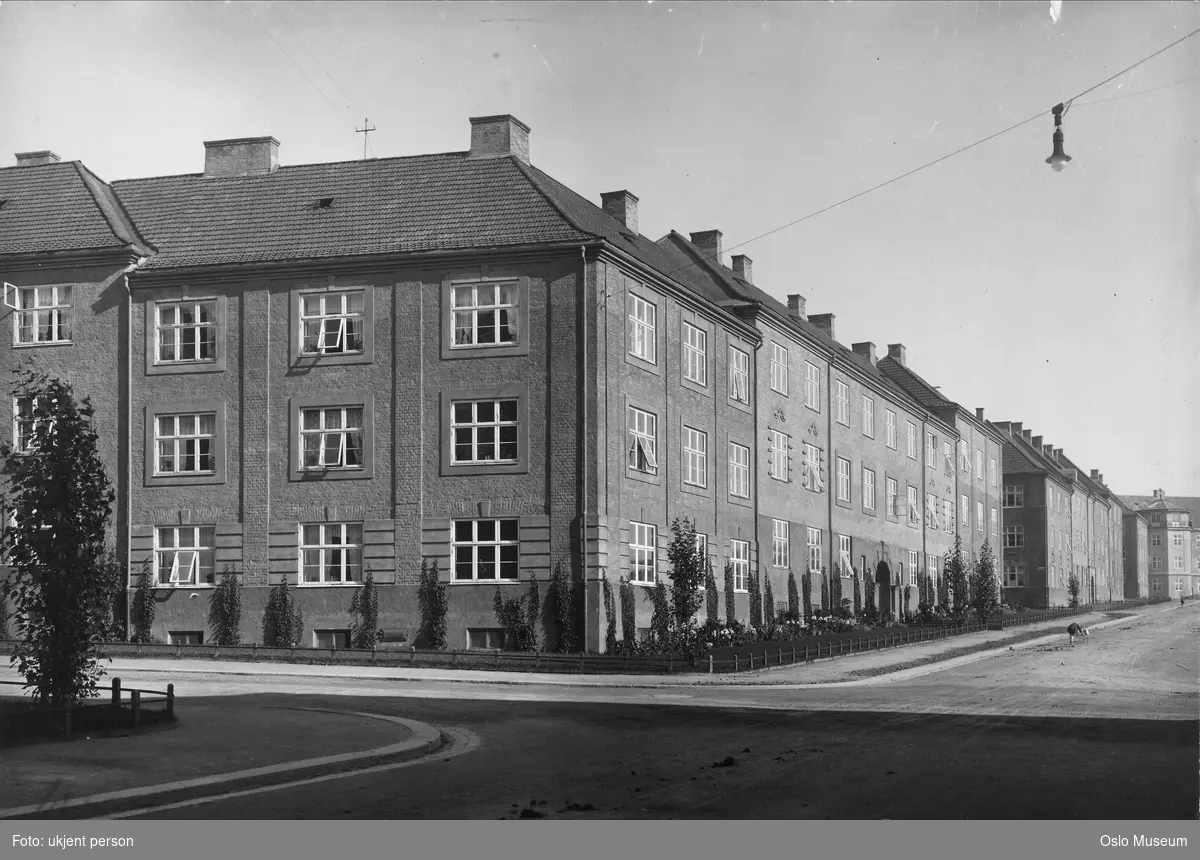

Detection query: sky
xmin=1 ymin=0 xmax=1197 ymax=495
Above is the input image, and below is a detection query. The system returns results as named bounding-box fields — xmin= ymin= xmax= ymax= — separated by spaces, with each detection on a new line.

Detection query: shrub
xmin=263 ymin=578 xmax=304 ymax=647
xmin=970 ymin=542 xmax=1001 ymax=624
xmin=619 ymin=576 xmax=636 ymax=644
xmin=945 ymin=534 xmax=970 ymax=623
xmin=493 ymin=583 xmax=536 ymax=652
xmin=667 ymin=518 xmax=705 ymax=627
xmin=852 ymin=571 xmax=863 ymax=618
xmin=723 ymin=561 xmax=736 ymax=625
xmin=704 ymin=558 xmax=718 ymax=622
xmin=417 ymin=559 xmax=448 ymax=650
xmin=786 ymin=571 xmax=799 ymax=622
xmin=650 ymin=579 xmax=670 ymax=642
xmin=349 ymin=571 xmax=381 ymax=650
xmin=801 ymin=569 xmax=813 ymax=623
xmin=130 ymin=564 xmax=156 ymax=644
xmin=865 ymin=572 xmax=878 ymax=622
xmin=602 ymin=573 xmax=617 ymax=653
xmin=1067 ymin=571 xmax=1081 ymax=609
xmin=763 ymin=576 xmax=777 ymax=633
xmin=0 ymin=581 xmax=8 ymax=640
xmin=526 ymin=573 xmax=541 ymax=650
xmin=820 ymin=569 xmax=831 ymax=614
xmin=551 ymin=561 xmax=576 ymax=652
xmin=207 ymin=568 xmax=243 ymax=647
xmin=748 ymin=568 xmax=762 ymax=629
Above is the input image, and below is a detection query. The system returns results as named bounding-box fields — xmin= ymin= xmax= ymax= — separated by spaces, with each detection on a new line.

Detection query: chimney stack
xmin=689 ymin=230 xmax=723 ymax=265
xmin=731 ymin=254 xmax=753 ymax=284
xmin=1022 ymin=429 xmax=1032 ymax=443
xmin=808 ymin=313 xmax=835 ymax=340
xmin=1053 ymin=447 xmax=1062 ymax=461
xmin=787 ymin=294 xmax=806 ymax=319
xmin=1098 ymin=473 xmax=1104 ymax=485
xmin=203 ymin=137 xmax=280 ymax=178
xmin=15 ymin=150 xmax=61 ymax=167
xmin=1043 ymin=445 xmax=1054 ymax=460
xmin=992 ymin=421 xmax=1011 ymax=432
xmin=975 ymin=407 xmax=985 ymax=421
xmin=887 ymin=343 xmax=907 ymax=366
xmin=852 ymin=342 xmax=877 ymax=365
xmin=1010 ymin=422 xmax=1023 ymax=437
xmin=1090 ymin=469 xmax=1100 ymax=481
xmin=1032 ymin=435 xmax=1043 ymax=450
xmin=600 ymin=190 xmax=639 ymax=234
xmin=468 ymin=115 xmax=531 ymax=164
xmin=1154 ymin=488 xmax=1164 ymax=499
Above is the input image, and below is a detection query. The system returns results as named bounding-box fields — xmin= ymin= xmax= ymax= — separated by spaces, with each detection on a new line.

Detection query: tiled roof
xmin=1121 ymin=494 xmax=1198 ymax=516
xmin=111 ymin=153 xmax=596 ymax=271
xmin=0 ymin=162 xmax=148 ymax=257
xmin=875 ymin=355 xmax=954 ymax=413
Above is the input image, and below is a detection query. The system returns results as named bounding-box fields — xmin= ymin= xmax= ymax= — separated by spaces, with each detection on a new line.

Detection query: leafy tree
xmin=944 ymin=534 xmax=970 ymax=623
xmin=969 ymin=541 xmax=1001 ymax=624
xmin=1067 ymin=571 xmax=1081 ymax=609
xmin=704 ymin=557 xmax=719 ymax=622
xmin=786 ymin=571 xmax=799 ymax=622
xmin=417 ymin=559 xmax=448 ymax=650
xmin=551 ymin=561 xmax=576 ymax=652
xmin=650 ymin=579 xmax=670 ymax=642
xmin=667 ymin=518 xmax=706 ymax=629
xmin=619 ymin=576 xmax=636 ymax=645
xmin=802 ymin=569 xmax=814 ymax=623
xmin=0 ymin=372 xmax=121 ymax=705
xmin=349 ymin=571 xmax=381 ymax=650
xmin=129 ymin=564 xmax=156 ymax=644
xmin=0 ymin=580 xmax=9 ymax=640
xmin=723 ymin=560 xmax=736 ymax=625
xmin=602 ymin=573 xmax=617 ymax=652
xmin=263 ymin=578 xmax=304 ymax=647
xmin=207 ymin=567 xmax=243 ymax=646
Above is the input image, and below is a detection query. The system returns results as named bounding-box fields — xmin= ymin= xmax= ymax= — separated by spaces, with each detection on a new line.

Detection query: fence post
xmin=734 ymin=654 xmax=739 ymax=672
xmin=111 ymin=677 xmax=121 ymax=707
xmin=791 ymin=647 xmax=796 ymax=664
xmin=778 ymin=648 xmax=783 ymax=665
xmin=749 ymin=653 xmax=754 ymax=669
xmin=804 ymin=645 xmax=809 ymax=662
xmin=131 ymin=690 xmax=141 ymax=727
xmin=167 ymin=683 xmax=174 ymax=717
xmin=708 ymin=654 xmax=714 ymax=674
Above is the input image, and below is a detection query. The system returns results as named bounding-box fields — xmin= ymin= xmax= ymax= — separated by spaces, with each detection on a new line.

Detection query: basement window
xmin=169 ymin=631 xmax=204 ymax=646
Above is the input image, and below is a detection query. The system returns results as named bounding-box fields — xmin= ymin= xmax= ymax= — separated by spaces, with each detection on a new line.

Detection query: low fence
xmin=0 ymin=677 xmax=174 ymax=742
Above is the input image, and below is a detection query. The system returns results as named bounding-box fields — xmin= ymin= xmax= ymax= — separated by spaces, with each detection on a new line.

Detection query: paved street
xmin=86 ymin=604 xmax=1199 ymax=820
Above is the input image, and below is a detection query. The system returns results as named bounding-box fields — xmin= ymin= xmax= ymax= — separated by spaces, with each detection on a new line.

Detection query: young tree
xmin=129 ymin=564 xmax=156 ymax=644
xmin=801 ymin=569 xmax=814 ymax=623
xmin=349 ymin=571 xmax=381 ymax=650
xmin=1067 ymin=571 xmax=1081 ymax=609
xmin=417 ymin=559 xmax=448 ymax=650
xmin=830 ymin=564 xmax=844 ymax=617
xmin=650 ymin=579 xmax=670 ymax=642
xmin=207 ymin=567 xmax=243 ymax=646
xmin=723 ymin=560 xmax=736 ymax=626
xmin=852 ymin=567 xmax=863 ymax=617
xmin=786 ymin=571 xmax=800 ymax=622
xmin=0 ymin=372 xmax=121 ymax=705
xmin=820 ymin=570 xmax=831 ymax=615
xmin=263 ymin=578 xmax=304 ymax=647
xmin=969 ymin=541 xmax=1001 ymax=624
xmin=551 ymin=561 xmax=576 ymax=652
xmin=492 ymin=585 xmax=535 ymax=652
xmin=667 ymin=518 xmax=705 ymax=627
xmin=747 ymin=568 xmax=762 ymax=629
xmin=864 ymin=573 xmax=878 ymax=622
xmin=704 ymin=561 xmax=719 ymax=624
xmin=602 ymin=573 xmax=617 ymax=653
xmin=944 ymin=534 xmax=970 ymax=623
xmin=525 ymin=573 xmax=541 ymax=650
xmin=619 ymin=576 xmax=636 ymax=645
xmin=763 ymin=575 xmax=777 ymax=631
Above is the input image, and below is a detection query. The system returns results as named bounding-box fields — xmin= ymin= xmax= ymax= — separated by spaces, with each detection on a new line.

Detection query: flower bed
xmin=0 ymin=698 xmax=176 ymax=746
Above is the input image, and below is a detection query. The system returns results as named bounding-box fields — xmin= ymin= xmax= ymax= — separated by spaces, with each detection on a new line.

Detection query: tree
xmin=802 ymin=569 xmax=814 ymax=623
xmin=1067 ymin=571 xmax=1081 ymax=609
xmin=864 ymin=572 xmax=878 ymax=622
xmin=207 ymin=567 xmax=243 ymax=646
xmin=129 ymin=564 xmax=156 ymax=644
xmin=786 ymin=571 xmax=800 ymax=622
xmin=852 ymin=567 xmax=863 ymax=617
xmin=763 ymin=575 xmax=776 ymax=632
xmin=349 ymin=571 xmax=381 ymax=650
xmin=602 ymin=573 xmax=617 ymax=653
xmin=969 ymin=541 xmax=1001 ymax=624
xmin=0 ymin=372 xmax=121 ymax=706
xmin=704 ymin=557 xmax=719 ymax=623
xmin=831 ymin=563 xmax=845 ymax=617
xmin=723 ymin=561 xmax=736 ymax=625
xmin=263 ymin=578 xmax=304 ymax=647
xmin=619 ymin=576 xmax=636 ymax=645
xmin=525 ymin=573 xmax=541 ymax=650
xmin=551 ymin=561 xmax=576 ymax=652
xmin=747 ymin=568 xmax=761 ymax=629
xmin=944 ymin=534 xmax=970 ymax=623
xmin=650 ymin=579 xmax=671 ymax=642
xmin=417 ymin=559 xmax=448 ymax=650
xmin=667 ymin=518 xmax=705 ymax=627
xmin=820 ymin=570 xmax=831 ymax=615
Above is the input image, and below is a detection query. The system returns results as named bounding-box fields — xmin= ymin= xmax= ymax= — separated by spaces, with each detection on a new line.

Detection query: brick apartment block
xmin=1119 ymin=490 xmax=1200 ymax=599
xmin=0 ymin=116 xmax=1138 ymax=650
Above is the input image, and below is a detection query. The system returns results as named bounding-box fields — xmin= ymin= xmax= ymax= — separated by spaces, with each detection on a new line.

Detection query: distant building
xmin=1122 ymin=508 xmax=1150 ymax=599
xmin=1120 ymin=491 xmax=1199 ymax=598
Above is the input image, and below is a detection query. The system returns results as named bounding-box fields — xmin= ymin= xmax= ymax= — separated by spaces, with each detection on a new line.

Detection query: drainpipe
xmin=121 ymin=255 xmax=149 ymax=640
xmin=579 ymin=245 xmax=589 ymax=653
xmin=826 ymin=355 xmax=834 ymax=609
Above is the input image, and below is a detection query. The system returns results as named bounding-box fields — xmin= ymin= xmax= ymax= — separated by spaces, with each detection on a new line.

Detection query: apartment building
xmin=2 ymin=115 xmax=1024 ymax=649
xmin=1122 ymin=508 xmax=1150 ymax=599
xmin=1121 ymin=491 xmax=1199 ymax=598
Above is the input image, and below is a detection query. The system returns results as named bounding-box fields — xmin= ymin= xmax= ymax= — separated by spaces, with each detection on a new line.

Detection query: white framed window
xmin=961 ymin=495 xmax=969 ymax=530
xmin=769 ymin=430 xmax=790 ymax=481
xmin=11 ymin=285 xmax=71 ymax=345
xmin=1004 ymin=525 xmax=1024 ymax=548
xmin=627 ymin=406 xmax=658 ymax=474
xmin=906 ymin=422 xmax=917 ymax=459
xmin=1152 ymin=579 xmax=1162 ymax=592
xmin=1172 ymin=557 xmax=1183 ymax=570
xmin=862 ymin=396 xmax=875 ymax=437
xmin=155 ymin=525 xmax=216 ymax=586
xmin=682 ymin=425 xmax=708 ymax=488
xmin=908 ymin=551 xmax=919 ymax=586
xmin=682 ymin=322 xmax=707 ymax=386
xmin=628 ymin=294 xmax=657 ymax=364
xmin=729 ymin=441 xmax=750 ymax=498
xmin=976 ymin=449 xmax=984 ymax=481
xmin=730 ymin=539 xmax=749 ymax=591
xmin=836 ymin=456 xmax=851 ymax=502
xmin=976 ymin=501 xmax=984 ymax=534
xmin=926 ymin=432 xmax=936 ymax=467
xmin=300 ymin=291 xmax=365 ymax=356
xmin=729 ymin=346 xmax=750 ymax=403
xmin=943 ymin=441 xmax=954 ymax=475
xmin=835 ymin=381 xmax=849 ymax=425
xmin=155 ymin=412 xmax=217 ymax=475
xmin=886 ymin=478 xmax=898 ymax=517
xmin=806 ymin=527 xmax=822 ymax=572
xmin=885 ymin=410 xmax=897 ymax=448
xmin=1172 ymin=532 xmax=1183 ymax=547
xmin=1152 ymin=556 xmax=1162 ymax=570
xmin=863 ymin=467 xmax=876 ymax=511
xmin=959 ymin=440 xmax=971 ymax=473
xmin=1174 ymin=578 xmax=1183 ymax=592
xmin=908 ymin=486 xmax=921 ymax=526
xmin=770 ymin=343 xmax=789 ymax=395
xmin=803 ymin=443 xmax=824 ymax=492
xmin=695 ymin=532 xmax=708 ymax=564
xmin=301 ymin=406 xmax=364 ymax=469
xmin=943 ymin=498 xmax=954 ymax=533
xmin=990 ymin=507 xmax=998 ymax=536
xmin=630 ymin=522 xmax=657 ymax=584
xmin=12 ymin=395 xmax=52 ymax=453
xmin=156 ymin=300 xmax=216 ymax=363
xmin=804 ymin=362 xmax=821 ymax=410
xmin=452 ymin=519 xmax=519 ymax=581
xmin=1151 ymin=533 xmax=1162 ymax=547
xmin=452 ymin=281 xmax=518 ymax=348
xmin=838 ymin=534 xmax=852 ymax=574
xmin=926 ymin=493 xmax=938 ymax=528
xmin=1004 ymin=560 xmax=1027 ymax=587
xmin=1004 ymin=485 xmax=1024 ymax=507
xmin=772 ymin=519 xmax=789 ymax=568
xmin=988 ymin=456 xmax=997 ymax=487
xmin=300 ymin=522 xmax=363 ymax=584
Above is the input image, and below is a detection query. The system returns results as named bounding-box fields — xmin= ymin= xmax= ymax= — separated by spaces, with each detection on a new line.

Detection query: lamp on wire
xmin=1046 ymin=102 xmax=1072 ymax=172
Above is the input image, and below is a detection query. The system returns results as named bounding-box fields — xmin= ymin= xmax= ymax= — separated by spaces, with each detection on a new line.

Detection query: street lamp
xmin=1046 ymin=102 xmax=1072 ymax=172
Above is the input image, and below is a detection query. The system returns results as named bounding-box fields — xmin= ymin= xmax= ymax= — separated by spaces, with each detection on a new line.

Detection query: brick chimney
xmin=731 ymin=254 xmax=753 ymax=284
xmin=1022 ymin=429 xmax=1032 ymax=443
xmin=1053 ymin=447 xmax=1062 ymax=461
xmin=690 ymin=230 xmax=723 ymax=264
xmin=1090 ymin=469 xmax=1100 ymax=481
xmin=787 ymin=294 xmax=806 ymax=319
xmin=467 ymin=115 xmax=531 ymax=164
xmin=1153 ymin=488 xmax=1164 ymax=499
xmin=600 ymin=190 xmax=639 ymax=234
xmin=15 ymin=151 xmax=61 ymax=167
xmin=887 ymin=343 xmax=907 ymax=366
xmin=808 ymin=313 xmax=835 ymax=340
xmin=1032 ymin=435 xmax=1043 ymax=450
xmin=992 ymin=421 xmax=1011 ymax=432
xmin=203 ymin=137 xmax=280 ymax=178
xmin=1043 ymin=444 xmax=1054 ymax=460
xmin=1097 ymin=473 xmax=1104 ymax=485
xmin=1010 ymin=422 xmax=1023 ymax=437
xmin=975 ymin=408 xmax=985 ymax=421
xmin=852 ymin=342 xmax=877 ymax=365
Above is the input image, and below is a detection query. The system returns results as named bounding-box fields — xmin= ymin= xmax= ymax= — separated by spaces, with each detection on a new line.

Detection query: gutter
xmin=119 ymin=255 xmax=149 ymax=639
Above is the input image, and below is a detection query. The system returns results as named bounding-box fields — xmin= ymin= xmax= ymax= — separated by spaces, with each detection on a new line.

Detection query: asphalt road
xmin=117 ymin=604 xmax=1197 ymax=820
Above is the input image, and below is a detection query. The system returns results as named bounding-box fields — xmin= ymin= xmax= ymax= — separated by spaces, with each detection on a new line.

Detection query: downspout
xmin=121 ymin=255 xmax=149 ymax=640
xmin=579 ymin=245 xmax=589 ymax=653
xmin=826 ymin=356 xmax=834 ymax=610
xmin=750 ymin=332 xmax=762 ymax=624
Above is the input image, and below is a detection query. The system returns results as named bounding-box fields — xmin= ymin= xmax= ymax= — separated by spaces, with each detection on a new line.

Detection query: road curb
xmin=0 ymin=709 xmax=443 ymax=820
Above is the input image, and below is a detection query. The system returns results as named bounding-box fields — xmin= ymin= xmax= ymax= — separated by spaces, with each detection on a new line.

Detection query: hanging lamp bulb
xmin=1046 ymin=103 xmax=1072 ymax=172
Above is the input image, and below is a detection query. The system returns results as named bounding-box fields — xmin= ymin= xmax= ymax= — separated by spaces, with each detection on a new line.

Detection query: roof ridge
xmin=501 ymin=158 xmax=599 ymax=242
xmin=661 ymin=231 xmax=754 ymax=302
xmin=111 ymin=150 xmax=472 ymax=186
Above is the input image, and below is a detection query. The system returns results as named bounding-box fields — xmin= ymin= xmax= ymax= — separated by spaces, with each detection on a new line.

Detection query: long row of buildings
xmin=0 ymin=115 xmax=1192 ymax=650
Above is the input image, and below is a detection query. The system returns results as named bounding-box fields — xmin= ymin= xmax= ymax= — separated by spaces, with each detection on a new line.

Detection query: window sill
xmin=626 ymin=353 xmax=660 ymax=375
xmin=149 ymin=361 xmax=225 ymax=376
xmin=298 ymin=582 xmax=364 ymax=587
xmin=145 ymin=473 xmax=226 ymax=488
xmin=155 ymin=584 xmax=216 ymax=590
xmin=727 ymin=398 xmax=752 ymax=415
xmin=728 ymin=494 xmax=752 ymax=509
xmin=626 ymin=467 xmax=661 ymax=487
xmin=631 ymin=580 xmax=659 ymax=588
xmin=680 ymin=481 xmax=710 ymax=499
xmin=445 ymin=342 xmax=527 ymax=360
xmin=294 ymin=467 xmax=371 ymax=482
xmin=11 ymin=340 xmax=72 ymax=349
xmin=449 ymin=580 xmax=523 ymax=586
xmin=290 ymin=351 xmax=373 ymax=369
xmin=680 ymin=376 xmax=710 ymax=397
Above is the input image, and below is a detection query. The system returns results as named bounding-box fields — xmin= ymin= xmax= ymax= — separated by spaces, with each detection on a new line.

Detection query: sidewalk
xmin=55 ymin=604 xmax=1170 ymax=690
